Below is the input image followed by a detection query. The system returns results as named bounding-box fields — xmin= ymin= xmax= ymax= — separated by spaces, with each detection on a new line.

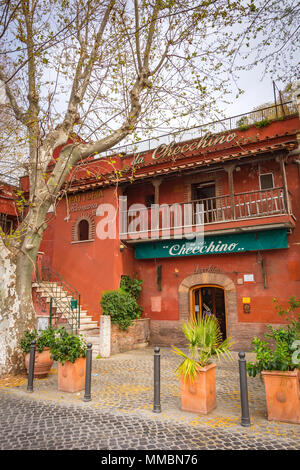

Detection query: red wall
xmin=38 ymin=116 xmax=300 ymax=327
xmin=134 ymin=245 xmax=300 ymax=324
xmin=40 ymin=187 xmax=135 ymax=322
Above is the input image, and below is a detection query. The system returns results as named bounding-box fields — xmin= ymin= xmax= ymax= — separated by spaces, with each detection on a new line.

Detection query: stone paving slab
xmin=0 ymin=346 xmax=299 ymax=450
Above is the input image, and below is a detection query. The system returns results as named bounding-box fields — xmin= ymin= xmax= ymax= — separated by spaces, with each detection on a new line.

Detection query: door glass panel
xmin=214 ymin=288 xmax=226 ymax=340
xmin=194 ymin=288 xmax=201 ymax=321
xmin=191 ymin=286 xmax=227 ymax=340
xmin=201 ymin=286 xmax=214 ymax=317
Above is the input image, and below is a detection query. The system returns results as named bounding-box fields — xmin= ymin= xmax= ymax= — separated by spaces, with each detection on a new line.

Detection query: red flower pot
xmin=58 ymin=357 xmax=86 ymax=393
xmin=261 ymin=369 xmax=300 ymax=424
xmin=180 ymin=362 xmax=216 ymax=414
xmin=24 ymin=347 xmax=54 ymax=378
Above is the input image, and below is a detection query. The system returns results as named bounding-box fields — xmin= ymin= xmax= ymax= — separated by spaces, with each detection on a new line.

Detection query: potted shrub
xmin=172 ymin=316 xmax=234 ymax=414
xmin=50 ymin=327 xmax=87 ymax=393
xmin=247 ymin=324 xmax=300 ymax=424
xmin=100 ymin=287 xmax=142 ymax=331
xmin=20 ymin=327 xmax=55 ymax=378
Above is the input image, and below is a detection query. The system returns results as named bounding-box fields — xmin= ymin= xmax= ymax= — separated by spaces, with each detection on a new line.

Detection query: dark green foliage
xmin=237 ymin=117 xmax=250 ymax=131
xmin=100 ymin=275 xmax=143 ymax=331
xmin=247 ymin=296 xmax=300 ymax=377
xmin=238 ymin=124 xmax=250 ymax=131
xmin=100 ymin=288 xmax=142 ymax=331
xmin=20 ymin=327 xmax=56 ymax=354
xmin=247 ymin=326 xmax=300 ymax=377
xmin=120 ymin=275 xmax=143 ymax=301
xmin=49 ymin=327 xmax=87 ymax=365
xmin=254 ymin=118 xmax=271 ymax=128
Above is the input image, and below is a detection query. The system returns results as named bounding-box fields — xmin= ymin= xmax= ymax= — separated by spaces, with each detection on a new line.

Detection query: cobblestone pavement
xmin=0 ymin=347 xmax=299 ymax=451
xmin=0 ymin=391 xmax=298 ymax=451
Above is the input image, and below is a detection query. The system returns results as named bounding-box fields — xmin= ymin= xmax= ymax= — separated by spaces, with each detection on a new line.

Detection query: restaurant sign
xmin=135 ymin=229 xmax=288 ymax=259
xmin=130 ymin=130 xmax=259 ymax=167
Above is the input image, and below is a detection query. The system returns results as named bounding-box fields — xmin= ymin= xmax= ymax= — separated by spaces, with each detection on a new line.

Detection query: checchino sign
xmin=135 ymin=229 xmax=288 ymax=259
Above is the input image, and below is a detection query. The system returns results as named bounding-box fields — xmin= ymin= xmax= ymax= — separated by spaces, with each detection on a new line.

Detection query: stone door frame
xmin=178 ymin=272 xmax=238 ymax=339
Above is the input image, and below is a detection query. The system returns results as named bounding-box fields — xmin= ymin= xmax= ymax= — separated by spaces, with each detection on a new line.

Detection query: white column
xmin=99 ymin=315 xmax=111 ymax=358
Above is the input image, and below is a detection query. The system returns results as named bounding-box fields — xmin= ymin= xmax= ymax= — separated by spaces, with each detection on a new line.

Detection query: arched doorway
xmin=178 ymin=272 xmax=238 ymax=343
xmin=190 ymin=285 xmax=227 ymax=340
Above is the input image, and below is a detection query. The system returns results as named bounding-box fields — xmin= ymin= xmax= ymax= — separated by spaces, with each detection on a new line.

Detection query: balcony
xmin=192 ymin=187 xmax=288 ymax=223
xmin=120 ymin=187 xmax=295 ymax=242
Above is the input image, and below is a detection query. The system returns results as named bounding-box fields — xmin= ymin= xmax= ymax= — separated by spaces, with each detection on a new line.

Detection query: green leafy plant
xmin=120 ymin=275 xmax=143 ymax=301
xmin=20 ymin=327 xmax=56 ymax=354
xmin=246 ymin=325 xmax=300 ymax=377
xmin=237 ymin=117 xmax=250 ymax=131
xmin=172 ymin=316 xmax=234 ymax=382
xmin=254 ymin=118 xmax=271 ymax=128
xmin=273 ymin=296 xmax=300 ymax=334
xmin=100 ymin=289 xmax=142 ymax=330
xmin=247 ymin=297 xmax=300 ymax=377
xmin=49 ymin=327 xmax=87 ymax=365
xmin=238 ymin=124 xmax=250 ymax=131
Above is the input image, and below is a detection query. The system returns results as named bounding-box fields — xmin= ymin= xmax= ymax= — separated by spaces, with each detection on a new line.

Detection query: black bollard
xmin=153 ymin=346 xmax=161 ymax=413
xmin=27 ymin=340 xmax=36 ymax=393
xmin=238 ymin=351 xmax=251 ymax=427
xmin=83 ymin=343 xmax=92 ymax=402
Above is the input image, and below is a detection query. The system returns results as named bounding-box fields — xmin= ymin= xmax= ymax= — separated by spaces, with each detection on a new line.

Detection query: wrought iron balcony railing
xmin=193 ymin=186 xmax=288 ymax=224
xmin=120 ymin=187 xmax=291 ymax=240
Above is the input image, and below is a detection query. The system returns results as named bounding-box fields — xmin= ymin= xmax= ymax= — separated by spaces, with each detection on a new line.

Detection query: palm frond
xmin=173 ymin=315 xmax=234 ymax=381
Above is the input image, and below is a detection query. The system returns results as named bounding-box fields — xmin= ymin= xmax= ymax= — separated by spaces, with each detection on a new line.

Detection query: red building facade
xmin=36 ymin=103 xmax=300 ymax=349
xmin=0 ymin=179 xmax=19 ymax=234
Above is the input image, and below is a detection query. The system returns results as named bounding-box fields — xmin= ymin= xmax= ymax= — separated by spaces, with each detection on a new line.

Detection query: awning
xmin=135 ymin=228 xmax=288 ymax=259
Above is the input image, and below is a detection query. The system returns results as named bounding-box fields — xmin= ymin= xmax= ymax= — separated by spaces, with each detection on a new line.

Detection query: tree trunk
xmin=0 ymin=200 xmax=50 ymax=375
xmin=0 ymin=242 xmax=35 ymax=375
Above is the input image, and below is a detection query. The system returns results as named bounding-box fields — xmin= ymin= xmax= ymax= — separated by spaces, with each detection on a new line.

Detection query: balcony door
xmin=190 ymin=285 xmax=227 ymax=340
xmin=192 ymin=181 xmax=216 ymax=223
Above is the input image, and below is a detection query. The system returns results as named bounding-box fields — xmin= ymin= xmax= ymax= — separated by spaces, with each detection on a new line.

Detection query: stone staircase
xmin=33 ymin=281 xmax=100 ymax=357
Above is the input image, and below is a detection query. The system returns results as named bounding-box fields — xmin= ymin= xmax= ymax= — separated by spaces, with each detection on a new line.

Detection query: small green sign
xmin=135 ymin=229 xmax=288 ymax=259
xmin=70 ymin=299 xmax=78 ymax=309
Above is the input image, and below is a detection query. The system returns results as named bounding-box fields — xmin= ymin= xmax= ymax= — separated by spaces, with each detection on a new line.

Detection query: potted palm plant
xmin=50 ymin=327 xmax=87 ymax=393
xmin=172 ymin=315 xmax=234 ymax=414
xmin=20 ymin=327 xmax=55 ymax=378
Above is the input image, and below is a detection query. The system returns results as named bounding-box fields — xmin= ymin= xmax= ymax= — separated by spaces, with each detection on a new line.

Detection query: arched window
xmin=72 ymin=214 xmax=95 ymax=243
xmin=78 ymin=219 xmax=89 ymax=241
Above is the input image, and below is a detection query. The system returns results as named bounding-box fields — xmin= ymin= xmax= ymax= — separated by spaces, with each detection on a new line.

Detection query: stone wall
xmin=149 ymin=320 xmax=187 ymax=348
xmin=149 ymin=319 xmax=287 ymax=352
xmin=109 ymin=318 xmax=150 ymax=355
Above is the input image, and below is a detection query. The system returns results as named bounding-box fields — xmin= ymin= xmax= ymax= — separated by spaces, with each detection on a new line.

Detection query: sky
xmin=224 ymin=71 xmax=279 ymax=118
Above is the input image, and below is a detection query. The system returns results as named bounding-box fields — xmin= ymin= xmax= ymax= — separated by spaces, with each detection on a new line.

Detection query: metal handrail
xmin=36 ymin=262 xmax=81 ymax=334
xmin=98 ymin=101 xmax=297 ymax=159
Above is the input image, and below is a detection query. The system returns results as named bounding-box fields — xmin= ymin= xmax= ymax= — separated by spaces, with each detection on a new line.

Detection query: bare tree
xmin=231 ymin=0 xmax=300 ymax=82
xmin=0 ymin=0 xmax=298 ymax=374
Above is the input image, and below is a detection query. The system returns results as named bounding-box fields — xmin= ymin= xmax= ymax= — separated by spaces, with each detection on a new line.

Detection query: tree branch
xmin=62 ymin=0 xmax=116 ymax=133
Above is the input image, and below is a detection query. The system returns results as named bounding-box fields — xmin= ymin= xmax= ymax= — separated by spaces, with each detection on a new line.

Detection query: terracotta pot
xmin=180 ymin=362 xmax=216 ymax=414
xmin=24 ymin=347 xmax=54 ymax=378
xmin=261 ymin=369 xmax=300 ymax=424
xmin=58 ymin=356 xmax=86 ymax=393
